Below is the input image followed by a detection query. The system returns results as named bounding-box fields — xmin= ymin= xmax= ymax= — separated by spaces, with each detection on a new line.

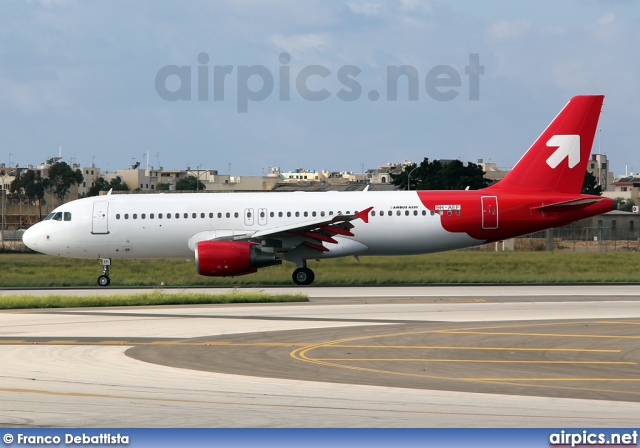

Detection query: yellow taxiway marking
xmin=597 ymin=320 xmax=640 ymax=325
xmin=437 ymin=330 xmax=640 ymax=339
xmin=308 ymin=358 xmax=634 ymax=365
xmin=289 ymin=327 xmax=638 ymax=396
xmin=326 ymin=345 xmax=619 ymax=353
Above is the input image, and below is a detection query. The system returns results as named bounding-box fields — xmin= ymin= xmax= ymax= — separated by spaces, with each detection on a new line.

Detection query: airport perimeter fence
xmin=515 ymin=225 xmax=640 ymax=252
xmin=0 ymin=229 xmax=31 ymax=253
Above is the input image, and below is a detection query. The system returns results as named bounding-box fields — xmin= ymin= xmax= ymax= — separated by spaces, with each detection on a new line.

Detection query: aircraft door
xmin=244 ymin=208 xmax=254 ymax=226
xmin=92 ymin=201 xmax=109 ymax=234
xmin=258 ymin=208 xmax=267 ymax=226
xmin=481 ymin=196 xmax=498 ymax=229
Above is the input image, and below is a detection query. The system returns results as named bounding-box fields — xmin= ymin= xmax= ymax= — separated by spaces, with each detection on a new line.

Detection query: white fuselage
xmin=22 ymin=191 xmax=481 ymax=261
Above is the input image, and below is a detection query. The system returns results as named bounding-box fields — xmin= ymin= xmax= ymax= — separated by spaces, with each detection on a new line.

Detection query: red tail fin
xmin=489 ymin=95 xmax=604 ymax=194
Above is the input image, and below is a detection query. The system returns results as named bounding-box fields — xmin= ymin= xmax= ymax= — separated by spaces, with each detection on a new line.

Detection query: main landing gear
xmin=292 ymin=262 xmax=315 ymax=286
xmin=97 ymin=258 xmax=111 ymax=287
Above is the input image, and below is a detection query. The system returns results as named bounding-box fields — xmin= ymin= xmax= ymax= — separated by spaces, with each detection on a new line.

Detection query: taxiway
xmin=1 ymin=285 xmax=639 ymax=427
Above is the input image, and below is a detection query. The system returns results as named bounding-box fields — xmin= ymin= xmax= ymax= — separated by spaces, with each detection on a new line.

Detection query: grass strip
xmin=0 ymin=291 xmax=308 ymax=310
xmin=1 ymin=251 xmax=639 ymax=286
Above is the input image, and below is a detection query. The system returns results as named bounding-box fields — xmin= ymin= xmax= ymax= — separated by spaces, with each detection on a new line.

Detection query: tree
xmin=109 ymin=176 xmax=129 ymax=191
xmin=391 ymin=158 xmax=491 ymax=190
xmin=175 ymin=176 xmax=205 ymax=191
xmin=44 ymin=162 xmax=84 ymax=204
xmin=615 ymin=197 xmax=636 ymax=212
xmin=157 ymin=182 xmax=171 ymax=191
xmin=9 ymin=169 xmax=46 ymax=220
xmin=87 ymin=177 xmax=110 ymax=197
xmin=581 ymin=171 xmax=603 ymax=195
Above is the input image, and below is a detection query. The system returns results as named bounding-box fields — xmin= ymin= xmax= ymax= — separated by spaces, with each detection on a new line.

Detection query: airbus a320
xmin=22 ymin=95 xmax=613 ymax=285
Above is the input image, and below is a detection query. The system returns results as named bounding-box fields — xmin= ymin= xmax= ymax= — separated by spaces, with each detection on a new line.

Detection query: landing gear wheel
xmin=97 ymin=258 xmax=111 ymax=287
xmin=97 ymin=275 xmax=111 ymax=287
xmin=292 ymin=267 xmax=315 ymax=285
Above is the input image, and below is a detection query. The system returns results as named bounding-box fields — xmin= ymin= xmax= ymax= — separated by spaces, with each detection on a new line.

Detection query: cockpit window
xmin=63 ymin=212 xmax=72 ymax=221
xmin=45 ymin=213 xmax=55 ymax=220
xmin=52 ymin=212 xmax=62 ymax=221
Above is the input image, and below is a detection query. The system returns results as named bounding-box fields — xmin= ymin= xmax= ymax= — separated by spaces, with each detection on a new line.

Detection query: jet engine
xmin=195 ymin=240 xmax=281 ymax=277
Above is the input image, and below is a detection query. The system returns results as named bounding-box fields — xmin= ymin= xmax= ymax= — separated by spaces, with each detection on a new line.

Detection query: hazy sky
xmin=2 ymin=0 xmax=639 ymax=177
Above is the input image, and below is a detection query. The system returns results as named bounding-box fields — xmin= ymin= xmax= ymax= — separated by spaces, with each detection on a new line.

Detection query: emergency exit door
xmin=481 ymin=196 xmax=498 ymax=230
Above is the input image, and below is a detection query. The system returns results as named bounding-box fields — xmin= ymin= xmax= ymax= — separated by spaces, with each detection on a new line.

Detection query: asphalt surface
xmin=1 ymin=285 xmax=639 ymax=427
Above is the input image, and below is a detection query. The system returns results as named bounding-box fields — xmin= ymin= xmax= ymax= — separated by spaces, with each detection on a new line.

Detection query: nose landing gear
xmin=97 ymin=258 xmax=111 ymax=287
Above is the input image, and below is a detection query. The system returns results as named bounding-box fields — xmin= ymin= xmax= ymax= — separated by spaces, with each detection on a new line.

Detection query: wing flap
xmin=237 ymin=207 xmax=374 ymax=253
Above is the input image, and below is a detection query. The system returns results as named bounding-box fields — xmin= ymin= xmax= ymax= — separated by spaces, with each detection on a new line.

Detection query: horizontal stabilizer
xmin=532 ymin=197 xmax=607 ymax=211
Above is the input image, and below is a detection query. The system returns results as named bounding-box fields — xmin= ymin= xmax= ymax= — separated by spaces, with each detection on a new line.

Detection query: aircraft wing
xmin=220 ymin=206 xmax=373 ymax=253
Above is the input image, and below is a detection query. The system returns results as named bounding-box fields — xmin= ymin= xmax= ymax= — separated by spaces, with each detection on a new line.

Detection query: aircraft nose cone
xmin=22 ymin=226 xmax=38 ymax=251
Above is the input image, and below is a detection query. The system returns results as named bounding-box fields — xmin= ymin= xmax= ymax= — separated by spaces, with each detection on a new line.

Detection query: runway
xmin=1 ymin=285 xmax=640 ymax=427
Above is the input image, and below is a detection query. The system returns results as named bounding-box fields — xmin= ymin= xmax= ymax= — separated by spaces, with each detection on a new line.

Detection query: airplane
xmin=22 ymin=95 xmax=613 ymax=286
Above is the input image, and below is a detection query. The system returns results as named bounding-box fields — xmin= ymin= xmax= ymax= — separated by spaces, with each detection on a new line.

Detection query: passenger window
xmin=63 ymin=212 xmax=71 ymax=221
xmin=388 ymin=211 xmax=392 ymax=216
xmin=116 ymin=214 xmax=121 ymax=220
xmin=260 ymin=211 xmax=265 ymax=218
xmin=124 ymin=214 xmax=129 ymax=219
xmin=133 ymin=214 xmax=137 ymax=219
xmin=192 ymin=213 xmax=197 ymax=218
xmin=158 ymin=213 xmax=162 ymax=219
xmin=270 ymin=212 xmax=274 ymax=218
xmin=141 ymin=214 xmax=146 ymax=219
xmin=312 ymin=211 xmax=316 ymax=217
xmin=447 ymin=210 xmax=452 ymax=216
xmin=329 ymin=211 xmax=334 ymax=216
xmin=456 ymin=210 xmax=460 ymax=216
xmin=184 ymin=213 xmax=188 ymax=219
xmin=226 ymin=212 xmax=230 ymax=218
xmin=234 ymin=212 xmax=239 ymax=218
xmin=430 ymin=210 xmax=435 ymax=216
xmin=200 ymin=213 xmax=204 ymax=218
xmin=278 ymin=212 xmax=283 ymax=217
xmin=295 ymin=212 xmax=300 ymax=217
xmin=209 ymin=213 xmax=213 ymax=218
xmin=303 ymin=211 xmax=308 ymax=217
xmin=397 ymin=211 xmax=401 ymax=216
xmin=218 ymin=213 xmax=222 ymax=218
xmin=247 ymin=212 xmax=252 ymax=218
xmin=150 ymin=213 xmax=154 ymax=219
xmin=167 ymin=213 xmax=171 ymax=219
xmin=413 ymin=210 xmax=418 ymax=216
xmin=371 ymin=211 xmax=376 ymax=216
xmin=405 ymin=211 xmax=409 ymax=216
xmin=175 ymin=213 xmax=180 ymax=219
xmin=422 ymin=210 xmax=427 ymax=216
xmin=321 ymin=211 xmax=325 ymax=217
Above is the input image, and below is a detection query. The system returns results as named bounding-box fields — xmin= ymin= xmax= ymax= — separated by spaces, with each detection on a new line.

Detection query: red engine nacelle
xmin=195 ymin=240 xmax=281 ymax=277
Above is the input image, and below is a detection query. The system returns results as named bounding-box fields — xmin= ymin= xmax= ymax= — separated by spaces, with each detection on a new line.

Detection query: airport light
xmin=407 ymin=165 xmax=419 ymax=191
xmin=0 ymin=170 xmax=5 ymax=252
xmin=186 ymin=164 xmax=206 ymax=192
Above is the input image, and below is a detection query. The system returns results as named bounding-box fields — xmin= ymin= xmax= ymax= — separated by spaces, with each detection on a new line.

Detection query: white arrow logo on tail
xmin=546 ymin=134 xmax=581 ymax=169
